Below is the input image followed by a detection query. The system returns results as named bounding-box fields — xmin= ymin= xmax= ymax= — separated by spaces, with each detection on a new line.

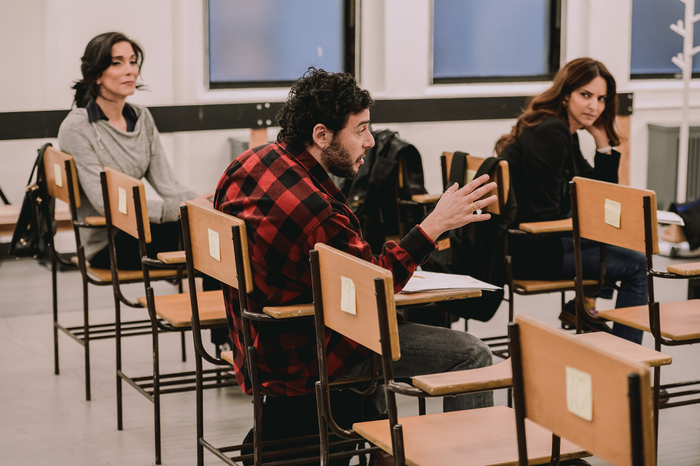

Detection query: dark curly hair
xmin=71 ymin=32 xmax=145 ymax=108
xmin=495 ymin=57 xmax=620 ymax=155
xmin=276 ymin=67 xmax=374 ymax=151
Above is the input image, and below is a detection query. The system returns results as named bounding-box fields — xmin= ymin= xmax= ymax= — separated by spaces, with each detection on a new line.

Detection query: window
xmin=432 ymin=0 xmax=560 ymax=83
xmin=631 ymin=0 xmax=700 ymax=78
xmin=207 ymin=0 xmax=354 ymax=89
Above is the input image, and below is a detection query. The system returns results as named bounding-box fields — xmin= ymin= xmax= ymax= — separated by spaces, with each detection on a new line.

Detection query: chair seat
xmin=411 ymin=193 xmax=440 ymax=204
xmin=221 ymin=350 xmax=234 ymax=365
xmin=136 ymin=290 xmax=227 ymax=328
xmin=0 ymin=203 xmax=72 ymax=236
xmin=512 ymin=278 xmax=597 ymax=293
xmin=668 ymin=261 xmax=700 ymax=276
xmin=84 ymin=216 xmax=106 ymax=226
xmin=598 ymin=300 xmax=700 ymax=341
xmin=412 ymin=359 xmax=512 ymax=396
xmin=518 ymin=218 xmax=572 ymax=234
xmin=573 ymin=332 xmax=672 ymax=367
xmin=353 ymin=406 xmax=587 ymax=466
xmin=411 ymin=333 xmax=671 ymax=397
xmin=70 ymin=256 xmax=181 ymax=283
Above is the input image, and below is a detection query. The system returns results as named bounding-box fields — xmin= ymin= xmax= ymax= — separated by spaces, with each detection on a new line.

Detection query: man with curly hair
xmin=215 ymin=68 xmax=496 ymax=412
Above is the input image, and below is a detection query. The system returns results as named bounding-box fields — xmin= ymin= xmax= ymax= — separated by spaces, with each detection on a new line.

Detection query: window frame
xmin=430 ymin=0 xmax=562 ymax=85
xmin=205 ymin=0 xmax=357 ymax=90
xmin=629 ymin=0 xmax=700 ymax=80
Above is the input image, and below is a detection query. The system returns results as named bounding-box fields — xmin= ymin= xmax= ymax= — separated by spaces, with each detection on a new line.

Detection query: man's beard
xmin=321 ymin=136 xmax=360 ymax=179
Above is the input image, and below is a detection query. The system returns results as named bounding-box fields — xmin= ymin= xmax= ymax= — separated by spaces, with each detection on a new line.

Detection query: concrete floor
xmin=1 ymin=251 xmax=699 ymax=465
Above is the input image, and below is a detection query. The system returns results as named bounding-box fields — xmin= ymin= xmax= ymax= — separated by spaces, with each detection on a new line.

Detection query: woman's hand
xmin=586 ymin=117 xmax=610 ymax=150
xmin=183 ymin=192 xmax=215 ymax=208
xmin=419 ymin=174 xmax=498 ymax=242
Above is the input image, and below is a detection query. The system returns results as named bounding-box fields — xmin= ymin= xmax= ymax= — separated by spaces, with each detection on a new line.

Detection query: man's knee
xmin=472 ymin=336 xmax=493 ymax=368
xmin=453 ymin=332 xmax=492 ymax=369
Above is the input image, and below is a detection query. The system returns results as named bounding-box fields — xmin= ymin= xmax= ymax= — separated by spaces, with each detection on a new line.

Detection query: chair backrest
xmin=441 ymin=152 xmax=509 ymax=215
xmin=182 ymin=201 xmax=252 ymax=293
xmin=101 ymin=167 xmax=151 ymax=243
xmin=571 ymin=177 xmax=658 ymax=255
xmin=511 ymin=315 xmax=655 ymax=466
xmin=42 ymin=147 xmax=80 ymax=208
xmin=313 ymin=243 xmax=400 ymax=360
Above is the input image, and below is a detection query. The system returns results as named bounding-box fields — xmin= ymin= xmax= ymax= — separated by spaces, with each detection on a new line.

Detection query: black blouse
xmin=499 ymin=117 xmax=620 ymax=278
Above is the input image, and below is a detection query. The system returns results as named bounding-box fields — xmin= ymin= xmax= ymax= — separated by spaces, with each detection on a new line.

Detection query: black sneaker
xmin=559 ymin=299 xmax=611 ymax=333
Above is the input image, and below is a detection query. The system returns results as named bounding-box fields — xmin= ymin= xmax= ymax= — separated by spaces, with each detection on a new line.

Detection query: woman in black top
xmin=496 ymin=57 xmax=644 ymax=343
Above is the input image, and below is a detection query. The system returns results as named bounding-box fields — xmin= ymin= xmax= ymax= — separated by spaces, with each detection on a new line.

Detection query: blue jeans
xmin=560 ymin=237 xmax=646 ymax=344
xmin=341 ymin=321 xmax=494 ymax=412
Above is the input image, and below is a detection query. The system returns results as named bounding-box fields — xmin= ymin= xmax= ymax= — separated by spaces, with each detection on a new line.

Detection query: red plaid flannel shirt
xmin=214 ymin=140 xmax=436 ymax=396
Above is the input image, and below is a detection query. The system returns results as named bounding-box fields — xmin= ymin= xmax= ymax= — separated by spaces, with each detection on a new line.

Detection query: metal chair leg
xmin=153 ymin=326 xmax=162 ymax=465
xmin=196 ymin=350 xmax=204 ymax=466
xmin=316 ymin=383 xmax=330 ymax=466
xmin=52 ymin=255 xmax=59 ymax=376
xmin=83 ymin=276 xmax=91 ymax=401
xmin=115 ymin=297 xmax=123 ymax=430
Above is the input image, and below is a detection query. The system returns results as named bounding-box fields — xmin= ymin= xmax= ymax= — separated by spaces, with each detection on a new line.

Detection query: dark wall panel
xmin=0 ymin=93 xmax=633 ymax=141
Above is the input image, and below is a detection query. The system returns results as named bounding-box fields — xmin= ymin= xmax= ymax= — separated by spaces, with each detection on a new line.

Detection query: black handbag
xmin=9 ymin=143 xmax=56 ymax=259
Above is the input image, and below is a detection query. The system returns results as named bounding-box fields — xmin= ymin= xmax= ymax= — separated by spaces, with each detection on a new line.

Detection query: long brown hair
xmin=495 ymin=57 xmax=619 ymax=155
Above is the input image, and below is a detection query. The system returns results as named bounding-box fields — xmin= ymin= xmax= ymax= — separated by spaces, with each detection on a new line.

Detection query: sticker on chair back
xmin=340 ymin=276 xmax=357 ymax=315
xmin=565 ymin=366 xmax=593 ymax=421
xmin=118 ymin=187 xmax=128 ymax=215
xmin=604 ymin=199 xmax=621 ymax=228
xmin=53 ymin=164 xmax=63 ymax=188
xmin=208 ymin=228 xmax=220 ymax=261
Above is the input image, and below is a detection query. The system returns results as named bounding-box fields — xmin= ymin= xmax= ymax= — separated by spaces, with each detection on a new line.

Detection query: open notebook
xmin=400 ymin=271 xmax=501 ymax=294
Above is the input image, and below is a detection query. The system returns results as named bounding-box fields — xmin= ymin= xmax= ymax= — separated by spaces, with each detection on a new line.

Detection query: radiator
xmin=647 ymin=124 xmax=700 ymax=210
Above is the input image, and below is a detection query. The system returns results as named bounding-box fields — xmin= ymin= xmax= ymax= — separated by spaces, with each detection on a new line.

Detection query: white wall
xmin=0 ymin=0 xmax=697 ymax=203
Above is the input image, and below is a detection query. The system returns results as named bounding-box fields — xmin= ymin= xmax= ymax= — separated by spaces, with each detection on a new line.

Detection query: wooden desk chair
xmin=310 ymin=243 xmax=589 ymax=465
xmin=510 ymin=315 xmax=655 ymax=466
xmin=99 ymin=168 xmax=236 ymax=465
xmin=407 ymin=152 xmax=513 ymax=348
xmin=420 ymin=152 xmax=594 ymax=357
xmin=492 ymin=151 xmax=602 ymax=338
xmin=41 ymin=145 xmax=185 ymax=402
xmin=570 ymin=176 xmax=700 ymax=441
xmin=179 ymin=202 xmax=368 ymax=466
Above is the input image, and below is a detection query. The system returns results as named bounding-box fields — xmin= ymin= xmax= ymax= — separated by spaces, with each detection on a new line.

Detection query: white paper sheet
xmin=399 ymin=271 xmax=501 ymax=294
xmin=657 ymin=210 xmax=685 ymax=226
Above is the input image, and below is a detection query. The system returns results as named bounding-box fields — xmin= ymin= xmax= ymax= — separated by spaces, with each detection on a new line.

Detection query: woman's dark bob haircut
xmin=71 ymin=32 xmax=145 ymax=108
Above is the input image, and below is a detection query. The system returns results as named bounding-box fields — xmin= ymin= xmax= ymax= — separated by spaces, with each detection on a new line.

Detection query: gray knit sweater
xmin=57 ymin=103 xmax=198 ymax=260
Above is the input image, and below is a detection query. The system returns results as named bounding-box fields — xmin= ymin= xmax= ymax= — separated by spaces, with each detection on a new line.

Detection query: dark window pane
xmin=433 ymin=0 xmax=551 ymax=80
xmin=631 ymin=0 xmax=700 ymax=76
xmin=208 ymin=0 xmax=345 ymax=86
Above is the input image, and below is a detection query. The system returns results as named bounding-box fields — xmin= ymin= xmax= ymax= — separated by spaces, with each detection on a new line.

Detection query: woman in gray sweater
xmin=58 ymin=32 xmax=211 ymax=269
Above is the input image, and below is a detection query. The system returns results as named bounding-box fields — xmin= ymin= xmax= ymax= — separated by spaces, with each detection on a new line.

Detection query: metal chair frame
xmin=570 ymin=178 xmax=700 ymax=444
xmin=181 ymin=202 xmax=368 ymax=466
xmin=509 ymin=317 xmax=652 ymax=466
xmin=43 ymin=145 xmax=180 ymax=402
xmin=99 ymin=171 xmax=236 ymax=465
xmin=310 ymin=246 xmax=517 ymax=466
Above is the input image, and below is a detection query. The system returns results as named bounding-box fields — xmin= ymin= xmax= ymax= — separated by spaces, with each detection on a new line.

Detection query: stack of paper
xmin=400 ymin=271 xmax=501 ymax=294
xmin=657 ymin=211 xmax=685 ymax=226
